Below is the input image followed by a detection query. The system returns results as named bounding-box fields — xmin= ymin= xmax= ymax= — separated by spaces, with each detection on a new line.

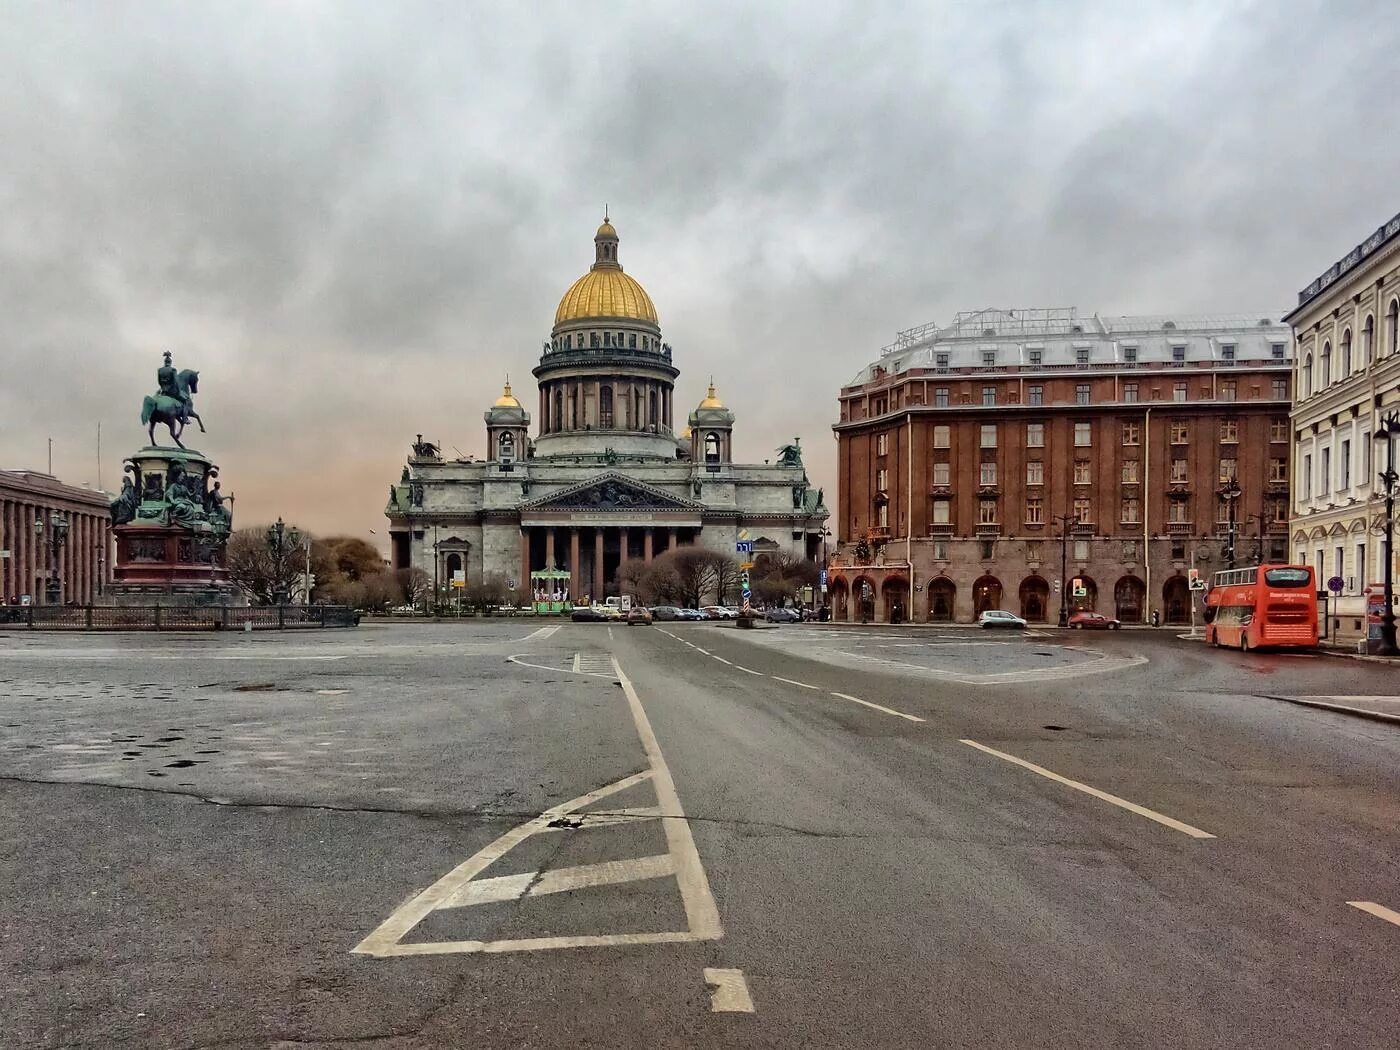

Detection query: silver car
xmin=978 ymin=609 xmax=1028 ymax=629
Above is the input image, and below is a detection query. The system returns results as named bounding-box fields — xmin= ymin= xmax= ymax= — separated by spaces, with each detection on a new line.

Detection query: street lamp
xmin=1373 ymin=411 xmax=1400 ymax=656
xmin=818 ymin=526 xmax=832 ymax=616
xmin=1219 ymin=478 xmax=1241 ymax=569
xmin=1243 ymin=512 xmax=1265 ymax=565
xmin=1054 ymin=513 xmax=1080 ymax=627
xmin=33 ymin=511 xmax=69 ymax=605
xmin=265 ymin=517 xmax=301 ymax=606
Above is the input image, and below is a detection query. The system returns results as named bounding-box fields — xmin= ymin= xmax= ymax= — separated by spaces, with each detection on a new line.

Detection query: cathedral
xmin=386 ymin=217 xmax=829 ymax=602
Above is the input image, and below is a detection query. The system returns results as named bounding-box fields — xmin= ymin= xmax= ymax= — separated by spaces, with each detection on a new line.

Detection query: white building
xmin=385 ymin=217 xmax=828 ymax=600
xmin=1286 ymin=208 xmax=1400 ymax=641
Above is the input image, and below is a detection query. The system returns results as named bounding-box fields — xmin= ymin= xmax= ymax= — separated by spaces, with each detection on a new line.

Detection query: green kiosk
xmin=531 ymin=569 xmax=573 ymax=615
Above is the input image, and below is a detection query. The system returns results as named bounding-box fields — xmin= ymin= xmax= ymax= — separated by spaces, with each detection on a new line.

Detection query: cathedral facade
xmin=386 ymin=218 xmax=828 ymax=602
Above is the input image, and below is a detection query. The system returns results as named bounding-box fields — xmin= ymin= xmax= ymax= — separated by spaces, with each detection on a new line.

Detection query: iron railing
xmin=0 ymin=605 xmax=359 ymax=631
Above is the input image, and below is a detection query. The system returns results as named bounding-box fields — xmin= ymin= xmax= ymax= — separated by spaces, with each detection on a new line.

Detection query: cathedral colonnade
xmin=0 ymin=471 xmax=114 ymax=606
xmin=519 ymin=523 xmax=694 ymax=602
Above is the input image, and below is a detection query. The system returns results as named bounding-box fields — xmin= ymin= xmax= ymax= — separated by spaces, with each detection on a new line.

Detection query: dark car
xmin=1068 ymin=611 xmax=1120 ymax=630
xmin=650 ymin=606 xmax=684 ymax=621
xmin=627 ymin=607 xmax=654 ymax=626
xmin=764 ymin=607 xmax=801 ymax=623
xmin=570 ymin=606 xmax=607 ymax=622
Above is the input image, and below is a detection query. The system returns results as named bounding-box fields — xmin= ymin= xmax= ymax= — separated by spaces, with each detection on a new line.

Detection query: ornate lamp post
xmin=1219 ymin=478 xmax=1242 ymax=569
xmin=1054 ymin=513 xmax=1080 ymax=627
xmin=1243 ymin=512 xmax=1265 ymax=565
xmin=818 ymin=526 xmax=832 ymax=615
xmin=265 ymin=517 xmax=301 ymax=606
xmin=1373 ymin=411 xmax=1400 ymax=656
xmin=33 ymin=511 xmax=70 ymax=605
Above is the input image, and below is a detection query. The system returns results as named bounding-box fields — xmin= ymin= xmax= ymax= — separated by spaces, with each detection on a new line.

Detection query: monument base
xmin=102 ymin=583 xmax=244 ymax=608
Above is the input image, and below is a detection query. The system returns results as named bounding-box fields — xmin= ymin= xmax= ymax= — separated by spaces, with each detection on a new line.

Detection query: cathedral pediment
xmin=521 ymin=472 xmax=704 ymax=513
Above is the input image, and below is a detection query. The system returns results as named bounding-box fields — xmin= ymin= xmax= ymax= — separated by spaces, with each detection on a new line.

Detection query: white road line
xmin=960 ymin=739 xmax=1215 ymax=839
xmin=507 ymin=654 xmax=617 ymax=679
xmin=704 ymin=968 xmax=756 ymax=1013
xmin=772 ymin=676 xmax=818 ymax=690
xmin=710 ymin=655 xmax=734 ymax=666
xmin=830 ymin=691 xmax=925 ymax=723
xmin=443 ymin=854 xmax=677 ymax=908
xmin=522 ymin=625 xmax=560 ymax=642
xmin=537 ymin=806 xmax=663 ymax=832
xmin=572 ymin=652 xmax=583 ymax=673
xmin=315 ymin=689 xmax=349 ymax=695
xmin=1348 ymin=900 xmax=1400 ymax=928
xmin=608 ymin=626 xmax=614 ymax=641
xmin=614 ymin=659 xmax=723 ymax=941
xmin=735 ymin=666 xmax=764 ymax=676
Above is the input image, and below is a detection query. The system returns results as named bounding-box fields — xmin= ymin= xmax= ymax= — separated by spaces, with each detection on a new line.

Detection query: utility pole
xmin=1054 ymin=514 xmax=1079 ymax=627
xmin=1375 ymin=412 xmax=1400 ymax=656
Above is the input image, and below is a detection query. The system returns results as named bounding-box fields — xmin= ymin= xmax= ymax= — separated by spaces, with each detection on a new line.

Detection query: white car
xmin=978 ymin=609 xmax=1028 ymax=629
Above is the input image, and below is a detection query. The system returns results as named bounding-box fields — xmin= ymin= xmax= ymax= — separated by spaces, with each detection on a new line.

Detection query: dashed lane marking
xmin=711 ymin=655 xmax=734 ymax=666
xmin=1347 ymin=901 xmax=1400 ymax=929
xmin=522 ymin=625 xmax=561 ymax=642
xmin=771 ymin=676 xmax=817 ymax=690
xmin=704 ymin=968 xmax=756 ymax=1013
xmin=507 ymin=653 xmax=617 ymax=679
xmin=352 ymin=656 xmax=721 ymax=956
xmin=735 ymin=666 xmax=764 ymax=676
xmin=960 ymin=739 xmax=1216 ymax=840
xmin=830 ymin=691 xmax=925 ymax=723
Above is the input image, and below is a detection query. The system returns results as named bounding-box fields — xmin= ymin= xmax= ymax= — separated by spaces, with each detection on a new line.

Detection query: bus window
xmin=1263 ymin=568 xmax=1312 ymax=588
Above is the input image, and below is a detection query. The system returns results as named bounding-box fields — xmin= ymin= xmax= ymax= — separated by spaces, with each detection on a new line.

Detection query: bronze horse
xmin=140 ymin=369 xmax=205 ymax=448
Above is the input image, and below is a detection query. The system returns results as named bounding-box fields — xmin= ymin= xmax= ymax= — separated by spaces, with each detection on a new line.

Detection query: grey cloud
xmin=3 ymin=0 xmax=1399 ymax=542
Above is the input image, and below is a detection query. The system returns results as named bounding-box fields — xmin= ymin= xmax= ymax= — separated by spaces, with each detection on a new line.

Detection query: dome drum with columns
xmin=387 ymin=216 xmax=828 ymax=605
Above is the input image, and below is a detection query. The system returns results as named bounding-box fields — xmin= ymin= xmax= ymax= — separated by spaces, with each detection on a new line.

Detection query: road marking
xmin=959 ymin=739 xmax=1216 ymax=839
xmin=315 ymin=689 xmax=349 ymax=695
xmin=522 ymin=625 xmax=560 ymax=642
xmin=537 ymin=806 xmax=662 ymax=832
xmin=772 ymin=676 xmax=817 ymax=690
xmin=353 ymin=659 xmax=720 ymax=956
xmin=572 ymin=652 xmax=582 ymax=673
xmin=507 ymin=653 xmax=617 ymax=679
xmin=735 ymin=666 xmax=764 ymax=676
xmin=710 ymin=655 xmax=734 ymax=666
xmin=704 ymin=967 xmax=755 ymax=1013
xmin=608 ymin=626 xmax=614 ymax=641
xmin=830 ymin=691 xmax=925 ymax=723
xmin=1348 ymin=900 xmax=1400 ymax=928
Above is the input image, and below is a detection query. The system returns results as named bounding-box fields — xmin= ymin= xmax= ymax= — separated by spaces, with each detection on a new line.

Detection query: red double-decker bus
xmin=1204 ymin=564 xmax=1318 ymax=651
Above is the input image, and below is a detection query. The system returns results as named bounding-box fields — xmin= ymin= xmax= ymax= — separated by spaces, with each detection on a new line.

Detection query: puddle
xmin=1043 ymin=725 xmax=1067 ymax=731
xmin=166 ymin=760 xmax=196 ymax=769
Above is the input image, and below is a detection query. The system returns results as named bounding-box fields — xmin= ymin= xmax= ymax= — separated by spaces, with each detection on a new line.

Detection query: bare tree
xmin=648 ymin=547 xmax=737 ymax=608
xmin=225 ymin=526 xmax=303 ymax=606
xmin=393 ymin=567 xmax=432 ymax=610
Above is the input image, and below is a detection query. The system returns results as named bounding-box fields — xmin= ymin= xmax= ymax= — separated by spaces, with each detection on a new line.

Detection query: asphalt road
xmin=2 ymin=620 xmax=1399 ymax=1048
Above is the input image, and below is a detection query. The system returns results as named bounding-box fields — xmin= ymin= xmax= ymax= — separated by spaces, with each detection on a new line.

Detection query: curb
xmin=1259 ymin=693 xmax=1400 ymax=727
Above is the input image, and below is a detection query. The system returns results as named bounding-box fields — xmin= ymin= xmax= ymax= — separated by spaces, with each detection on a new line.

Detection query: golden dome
xmin=680 ymin=425 xmax=692 ymax=440
xmin=698 ymin=381 xmax=724 ymax=409
xmin=494 ymin=379 xmax=521 ymax=408
xmin=554 ymin=268 xmax=658 ymax=326
xmin=553 ymin=215 xmax=659 ymax=327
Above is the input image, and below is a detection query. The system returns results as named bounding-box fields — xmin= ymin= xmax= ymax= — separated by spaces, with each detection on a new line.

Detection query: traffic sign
xmin=1189 ymin=578 xmax=1207 ymax=592
xmin=1327 ymin=576 xmax=1344 ymax=594
xmin=735 ymin=540 xmax=754 ymax=554
xmin=819 ymin=569 xmax=827 ymax=586
xmin=739 ymin=560 xmax=755 ymax=570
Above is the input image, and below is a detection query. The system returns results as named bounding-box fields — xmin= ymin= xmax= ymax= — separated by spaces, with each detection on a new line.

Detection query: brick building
xmin=830 ymin=308 xmax=1293 ymax=625
xmin=0 ymin=469 xmax=113 ymax=606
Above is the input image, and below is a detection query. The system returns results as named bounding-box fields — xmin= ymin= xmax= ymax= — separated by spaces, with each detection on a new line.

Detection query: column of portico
xmin=643 ymin=527 xmax=654 ymax=563
xmin=620 ymin=527 xmax=631 ymax=570
xmin=569 ymin=528 xmax=581 ymax=600
xmin=1 ymin=499 xmax=10 ymax=600
xmin=593 ymin=529 xmax=605 ymax=599
xmin=667 ymin=527 xmax=677 ymax=554
xmin=545 ymin=527 xmax=556 ymax=571
xmin=520 ymin=527 xmax=531 ymax=592
xmin=72 ymin=515 xmax=83 ymax=603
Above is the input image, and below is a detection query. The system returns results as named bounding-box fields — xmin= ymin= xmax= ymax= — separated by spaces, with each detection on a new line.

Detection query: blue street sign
xmin=819 ymin=569 xmax=827 ymax=586
xmin=735 ymin=540 xmax=754 ymax=554
xmin=1327 ymin=576 xmax=1344 ymax=594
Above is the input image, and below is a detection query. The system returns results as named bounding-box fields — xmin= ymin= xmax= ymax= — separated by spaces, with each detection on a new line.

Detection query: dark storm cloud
xmin=2 ymin=0 xmax=1397 ymax=543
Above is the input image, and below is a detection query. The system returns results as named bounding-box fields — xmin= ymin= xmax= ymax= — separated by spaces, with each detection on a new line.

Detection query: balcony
xmin=926 ymin=523 xmax=955 ymax=536
xmin=867 ymin=526 xmax=891 ymax=540
xmin=975 ymin=522 xmax=1001 ymax=536
xmin=1166 ymin=521 xmax=1193 ymax=535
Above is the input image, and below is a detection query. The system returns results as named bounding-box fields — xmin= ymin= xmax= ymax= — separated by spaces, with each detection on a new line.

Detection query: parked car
xmin=627 ymin=606 xmax=654 ymax=626
xmin=1068 ymin=611 xmax=1120 ymax=630
xmin=677 ymin=607 xmax=706 ymax=620
xmin=703 ymin=605 xmax=736 ymax=620
xmin=650 ymin=606 xmax=684 ymax=621
xmin=571 ymin=606 xmax=608 ymax=622
xmin=597 ymin=604 xmax=623 ymax=620
xmin=764 ymin=607 xmax=801 ymax=623
xmin=978 ymin=609 xmax=1028 ymax=629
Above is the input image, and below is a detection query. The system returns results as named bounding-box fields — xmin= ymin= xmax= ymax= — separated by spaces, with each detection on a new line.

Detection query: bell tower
xmin=484 ymin=378 xmax=530 ymax=468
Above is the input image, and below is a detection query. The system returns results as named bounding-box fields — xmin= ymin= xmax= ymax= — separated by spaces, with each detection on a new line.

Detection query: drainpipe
xmin=1143 ymin=406 xmax=1152 ymax=624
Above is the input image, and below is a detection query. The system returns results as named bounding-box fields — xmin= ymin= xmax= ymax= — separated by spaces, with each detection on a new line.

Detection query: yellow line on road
xmin=1348 ymin=900 xmax=1400 ymax=928
xmin=959 ymin=739 xmax=1216 ymax=839
xmin=831 ymin=691 xmax=925 ymax=723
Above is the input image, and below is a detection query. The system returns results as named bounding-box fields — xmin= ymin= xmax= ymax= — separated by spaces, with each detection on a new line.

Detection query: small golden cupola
xmin=484 ymin=375 xmax=530 ymax=463
xmin=689 ymin=378 xmax=736 ymax=465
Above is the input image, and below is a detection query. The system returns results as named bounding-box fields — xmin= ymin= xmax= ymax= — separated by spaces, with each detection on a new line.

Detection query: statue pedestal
xmin=106 ymin=445 xmax=242 ymax=607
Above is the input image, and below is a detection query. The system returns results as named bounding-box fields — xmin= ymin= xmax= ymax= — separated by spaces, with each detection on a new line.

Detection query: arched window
xmin=599 ymin=385 xmax=613 ymax=429
xmin=1364 ymin=315 xmax=1375 ymax=365
xmin=1389 ymin=299 xmax=1399 ymax=356
xmin=1320 ymin=341 xmax=1331 ymax=386
xmin=1302 ymin=353 xmax=1313 ymax=398
xmin=1342 ymin=329 xmax=1352 ymax=377
xmin=704 ymin=431 xmax=720 ymax=462
xmin=498 ymin=431 xmax=514 ymax=460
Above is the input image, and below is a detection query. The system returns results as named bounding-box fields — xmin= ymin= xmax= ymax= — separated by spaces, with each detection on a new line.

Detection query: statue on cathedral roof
xmin=776 ymin=438 xmax=804 ymax=468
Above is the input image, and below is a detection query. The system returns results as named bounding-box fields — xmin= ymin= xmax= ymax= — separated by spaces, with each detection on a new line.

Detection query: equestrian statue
xmin=141 ymin=351 xmax=205 ymax=448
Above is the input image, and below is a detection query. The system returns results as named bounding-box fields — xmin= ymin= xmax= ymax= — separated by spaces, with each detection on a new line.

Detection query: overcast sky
xmin=4 ymin=1 xmax=1398 ymax=551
